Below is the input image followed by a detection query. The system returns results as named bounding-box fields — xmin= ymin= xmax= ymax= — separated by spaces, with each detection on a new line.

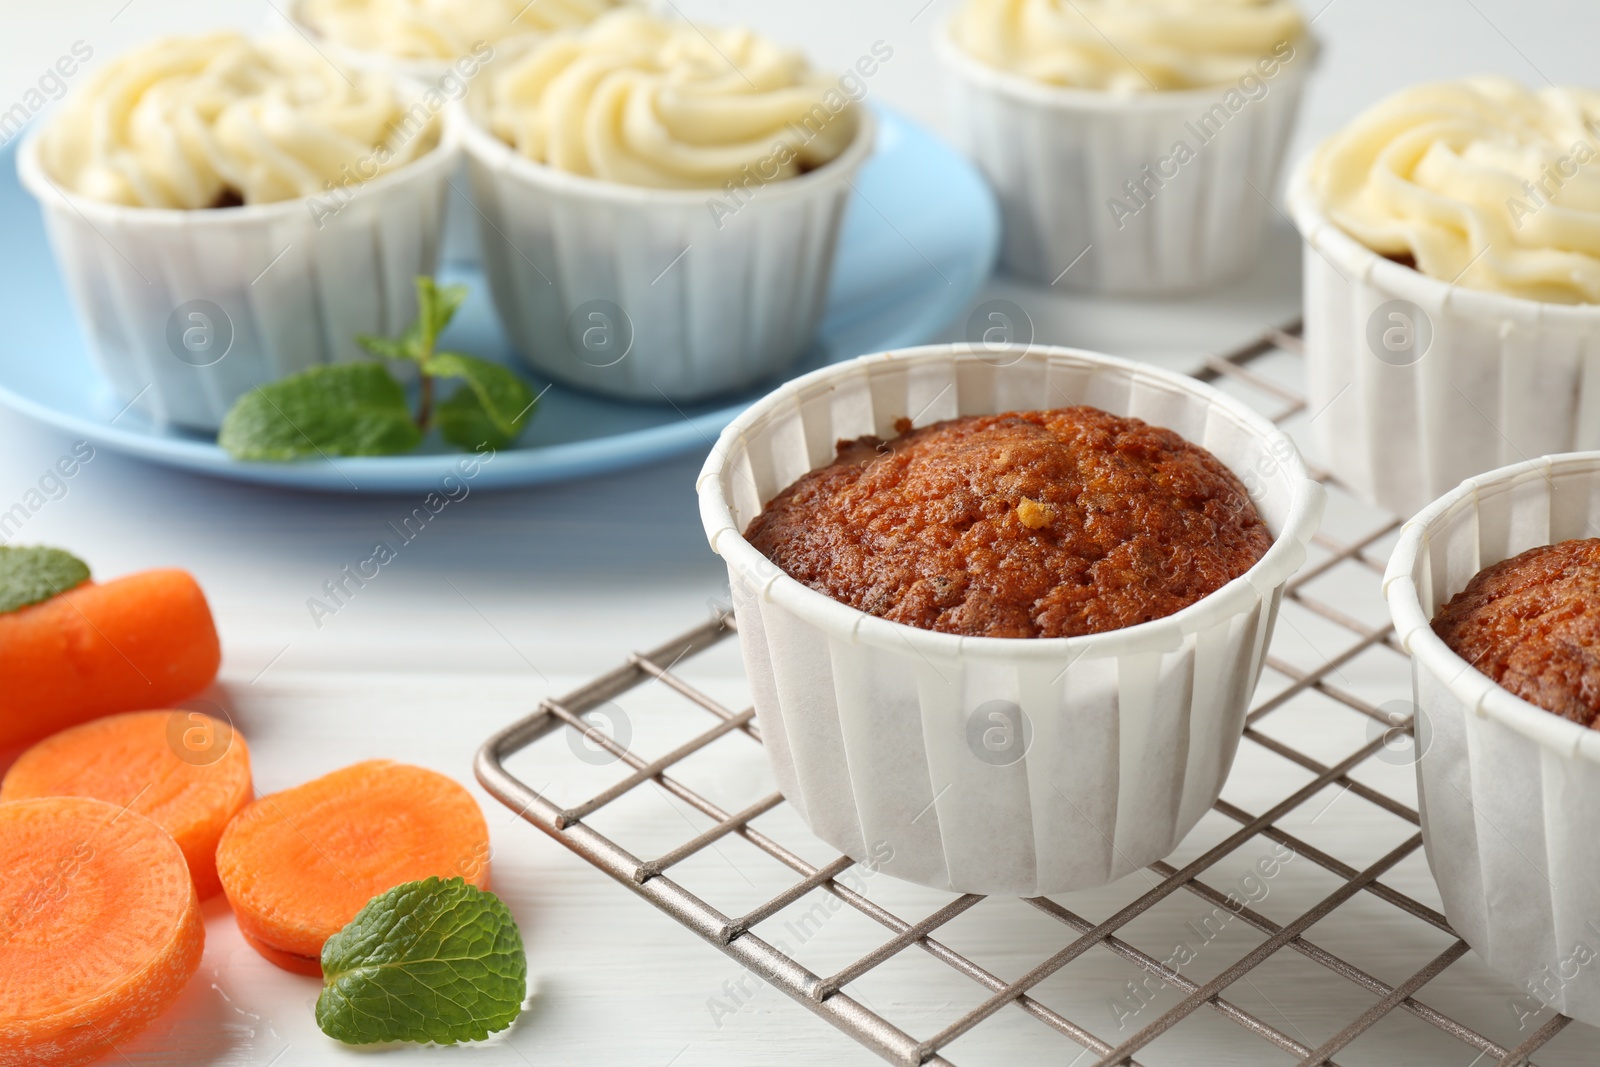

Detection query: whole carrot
xmin=0 ymin=570 xmax=221 ymax=751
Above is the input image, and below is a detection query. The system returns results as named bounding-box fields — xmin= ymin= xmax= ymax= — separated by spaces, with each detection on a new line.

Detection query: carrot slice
xmin=0 ymin=570 xmax=221 ymax=752
xmin=1 ymin=711 xmax=252 ymax=900
xmin=0 ymin=797 xmax=204 ymax=1067
xmin=216 ymin=760 xmax=490 ymax=975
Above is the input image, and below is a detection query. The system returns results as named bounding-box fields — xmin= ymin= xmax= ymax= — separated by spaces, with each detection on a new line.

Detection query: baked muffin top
xmin=1432 ymin=538 xmax=1600 ymax=728
xmin=744 ymin=407 xmax=1272 ymax=639
xmin=1305 ymin=78 xmax=1600 ymax=304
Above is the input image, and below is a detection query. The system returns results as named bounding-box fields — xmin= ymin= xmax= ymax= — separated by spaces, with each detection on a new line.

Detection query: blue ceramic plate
xmin=0 ymin=109 xmax=997 ymax=492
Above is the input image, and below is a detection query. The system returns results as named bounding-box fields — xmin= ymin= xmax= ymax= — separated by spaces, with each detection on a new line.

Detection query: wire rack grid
xmin=475 ymin=324 xmax=1581 ymax=1067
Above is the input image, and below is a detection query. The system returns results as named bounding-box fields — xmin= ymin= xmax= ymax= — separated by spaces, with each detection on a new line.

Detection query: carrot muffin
xmin=744 ymin=407 xmax=1272 ymax=639
xmin=1432 ymin=538 xmax=1600 ymax=727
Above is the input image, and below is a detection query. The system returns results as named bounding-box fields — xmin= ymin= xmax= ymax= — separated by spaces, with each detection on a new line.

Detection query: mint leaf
xmin=356 ymin=279 xmax=467 ymax=365
xmin=434 ymin=387 xmax=511 ymax=451
xmin=219 ymin=363 xmax=422 ymax=460
xmin=424 ymin=353 xmax=536 ymax=449
xmin=316 ymin=877 xmax=527 ymax=1046
xmin=0 ymin=546 xmax=90 ymax=614
xmin=355 ymin=334 xmax=411 ymax=362
xmin=417 ymin=278 xmax=468 ymax=347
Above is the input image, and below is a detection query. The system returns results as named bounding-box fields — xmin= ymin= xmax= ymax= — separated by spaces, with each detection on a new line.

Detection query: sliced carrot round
xmin=0 ymin=710 xmax=252 ymax=900
xmin=216 ymin=759 xmax=490 ymax=975
xmin=0 ymin=797 xmax=204 ymax=1067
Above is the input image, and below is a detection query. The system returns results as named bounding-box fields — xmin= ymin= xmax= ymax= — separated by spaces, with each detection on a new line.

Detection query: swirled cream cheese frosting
xmin=299 ymin=0 xmax=623 ymax=62
xmin=486 ymin=10 xmax=862 ymax=189
xmin=1307 ymin=79 xmax=1600 ymax=305
xmin=952 ymin=0 xmax=1307 ymax=92
xmin=39 ymin=33 xmax=441 ymax=209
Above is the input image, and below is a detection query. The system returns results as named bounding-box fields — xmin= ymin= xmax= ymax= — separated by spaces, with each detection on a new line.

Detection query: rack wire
xmin=475 ymin=323 xmax=1579 ymax=1066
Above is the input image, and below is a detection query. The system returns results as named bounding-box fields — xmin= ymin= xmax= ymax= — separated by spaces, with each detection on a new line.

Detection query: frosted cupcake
xmin=1289 ymin=79 xmax=1600 ymax=517
xmin=17 ymin=33 xmax=459 ymax=430
xmin=295 ymin=0 xmax=624 ymax=69
xmin=460 ymin=9 xmax=875 ymax=401
xmin=937 ymin=0 xmax=1314 ymax=293
xmin=289 ymin=0 xmax=628 ymax=263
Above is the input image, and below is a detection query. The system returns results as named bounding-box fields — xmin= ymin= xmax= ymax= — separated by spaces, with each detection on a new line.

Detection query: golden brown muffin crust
xmin=1432 ymin=538 xmax=1600 ymax=728
xmin=744 ymin=407 xmax=1273 ymax=639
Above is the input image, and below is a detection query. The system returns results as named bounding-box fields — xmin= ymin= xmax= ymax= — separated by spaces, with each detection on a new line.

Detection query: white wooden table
xmin=1 ymin=2 xmax=1596 ymax=1063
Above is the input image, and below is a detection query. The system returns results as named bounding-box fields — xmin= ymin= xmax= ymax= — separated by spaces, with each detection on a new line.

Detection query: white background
xmin=0 ymin=1 xmax=1596 ymax=1064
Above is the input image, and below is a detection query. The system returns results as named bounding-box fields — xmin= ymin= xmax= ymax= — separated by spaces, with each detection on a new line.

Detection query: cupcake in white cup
xmin=936 ymin=0 xmax=1314 ymax=294
xmin=17 ymin=32 xmax=459 ymax=431
xmin=1290 ymin=79 xmax=1600 ymax=519
xmin=293 ymin=0 xmax=624 ymax=73
xmin=1386 ymin=452 xmax=1600 ymax=1027
xmin=289 ymin=0 xmax=626 ymax=262
xmin=698 ymin=344 xmax=1324 ymax=895
xmin=460 ymin=8 xmax=875 ymax=402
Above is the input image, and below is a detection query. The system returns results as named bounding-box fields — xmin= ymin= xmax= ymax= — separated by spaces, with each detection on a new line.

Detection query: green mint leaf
xmin=358 ymin=278 xmax=467 ymax=364
xmin=433 ymin=387 xmax=515 ymax=451
xmin=415 ymin=277 xmax=468 ymax=354
xmin=356 ymin=334 xmax=411 ymax=362
xmin=218 ymin=363 xmax=422 ymax=461
xmin=316 ymin=877 xmax=527 ymax=1046
xmin=0 ymin=546 xmax=90 ymax=614
xmin=423 ymin=352 xmax=536 ymax=449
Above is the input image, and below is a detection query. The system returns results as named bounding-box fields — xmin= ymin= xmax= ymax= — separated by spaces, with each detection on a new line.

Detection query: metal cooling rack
xmin=474 ymin=323 xmax=1578 ymax=1067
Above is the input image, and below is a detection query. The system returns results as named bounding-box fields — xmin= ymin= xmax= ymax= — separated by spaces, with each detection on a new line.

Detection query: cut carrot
xmin=216 ymin=760 xmax=490 ymax=975
xmin=1 ymin=711 xmax=252 ymax=900
xmin=0 ymin=797 xmax=204 ymax=1067
xmin=0 ymin=570 xmax=221 ymax=752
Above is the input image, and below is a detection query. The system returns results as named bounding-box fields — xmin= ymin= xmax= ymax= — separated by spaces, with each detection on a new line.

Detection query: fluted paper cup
xmin=1386 ymin=453 xmax=1600 ymax=1026
xmin=17 ymin=117 xmax=459 ymax=432
xmin=935 ymin=24 xmax=1312 ymax=294
xmin=1291 ymin=170 xmax=1600 ymax=519
xmin=460 ymin=100 xmax=876 ymax=402
xmin=697 ymin=344 xmax=1324 ymax=895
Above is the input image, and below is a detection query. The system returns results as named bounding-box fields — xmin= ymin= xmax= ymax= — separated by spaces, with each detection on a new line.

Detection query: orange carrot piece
xmin=216 ymin=760 xmax=490 ymax=975
xmin=0 ymin=797 xmax=204 ymax=1067
xmin=0 ymin=570 xmax=221 ymax=752
xmin=1 ymin=711 xmax=252 ymax=900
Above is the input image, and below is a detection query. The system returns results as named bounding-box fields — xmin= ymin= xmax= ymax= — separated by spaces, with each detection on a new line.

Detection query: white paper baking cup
xmin=1290 ymin=170 xmax=1600 ymax=519
xmin=697 ymin=344 xmax=1324 ymax=895
xmin=934 ymin=25 xmax=1312 ymax=294
xmin=17 ymin=117 xmax=460 ymax=432
xmin=459 ymin=99 xmax=876 ymax=402
xmin=1385 ymin=452 xmax=1600 ymax=1026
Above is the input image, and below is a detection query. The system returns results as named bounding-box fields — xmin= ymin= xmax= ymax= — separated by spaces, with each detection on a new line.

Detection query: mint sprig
xmin=0 ymin=546 xmax=90 ymax=614
xmin=218 ymin=278 xmax=537 ymax=461
xmin=423 ymin=352 xmax=536 ymax=450
xmin=218 ymin=364 xmax=421 ymax=460
xmin=316 ymin=877 xmax=528 ymax=1046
